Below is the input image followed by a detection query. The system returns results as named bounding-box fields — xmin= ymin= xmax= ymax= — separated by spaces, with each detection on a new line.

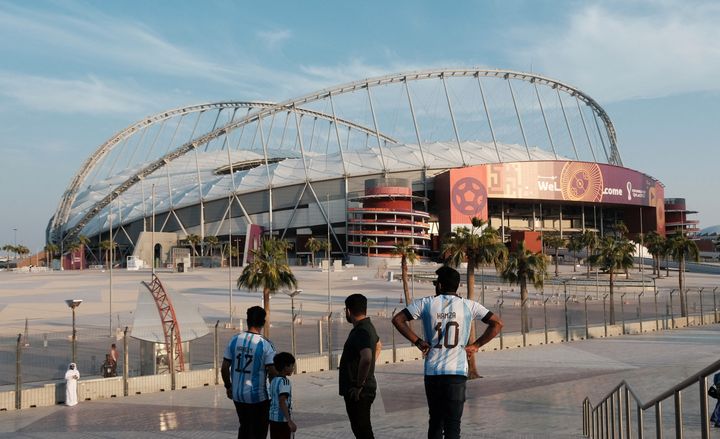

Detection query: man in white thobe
xmin=65 ymin=363 xmax=80 ymax=406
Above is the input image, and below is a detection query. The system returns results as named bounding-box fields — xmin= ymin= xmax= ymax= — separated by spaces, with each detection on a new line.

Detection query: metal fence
xmin=2 ymin=283 xmax=718 ymax=388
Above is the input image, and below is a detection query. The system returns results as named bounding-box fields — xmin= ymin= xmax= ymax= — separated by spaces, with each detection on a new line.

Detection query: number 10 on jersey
xmin=433 ymin=321 xmax=460 ymax=349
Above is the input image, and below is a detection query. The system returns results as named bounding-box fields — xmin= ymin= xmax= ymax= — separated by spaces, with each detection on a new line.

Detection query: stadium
xmin=47 ymin=68 xmax=665 ymax=268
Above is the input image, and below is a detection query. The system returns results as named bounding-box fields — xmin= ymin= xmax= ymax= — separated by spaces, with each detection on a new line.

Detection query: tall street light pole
xmin=65 ymin=299 xmax=83 ymax=364
xmin=109 ymin=203 xmax=114 ymax=338
xmin=228 ymin=192 xmax=233 ymax=328
xmin=326 ymin=194 xmax=331 ymax=315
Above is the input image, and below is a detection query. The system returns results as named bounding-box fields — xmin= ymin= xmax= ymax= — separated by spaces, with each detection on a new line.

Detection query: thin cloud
xmin=0 ymin=72 xmax=156 ymax=114
xmin=256 ymin=29 xmax=292 ymax=49
xmin=0 ymin=3 xmax=238 ymax=85
xmin=513 ymin=2 xmax=720 ymax=101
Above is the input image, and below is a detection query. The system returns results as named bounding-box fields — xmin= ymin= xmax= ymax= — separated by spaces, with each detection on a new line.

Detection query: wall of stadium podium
xmin=2 ymin=311 xmax=717 ymax=411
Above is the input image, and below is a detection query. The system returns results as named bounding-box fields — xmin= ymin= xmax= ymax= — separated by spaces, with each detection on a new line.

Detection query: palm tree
xmin=581 ymin=230 xmax=599 ymax=278
xmin=237 ymin=238 xmax=298 ymax=338
xmin=392 ymin=240 xmax=418 ymax=306
xmin=77 ymin=235 xmax=91 ymax=269
xmin=588 ymin=237 xmax=635 ymax=324
xmin=567 ymin=234 xmax=584 ymax=272
xmin=66 ymin=241 xmax=81 ymax=268
xmin=205 ymin=235 xmax=219 ymax=257
xmin=16 ymin=245 xmax=30 ymax=263
xmin=363 ymin=238 xmax=377 ymax=267
xmin=644 ymin=231 xmax=666 ymax=276
xmin=668 ymin=231 xmax=699 ymax=317
xmin=500 ymin=241 xmax=547 ymax=334
xmin=305 ymin=237 xmax=322 ymax=268
xmin=99 ymin=240 xmax=117 ymax=270
xmin=543 ymin=233 xmax=566 ymax=277
xmin=3 ymin=244 xmax=17 ymax=260
xmin=615 ymin=222 xmax=629 ymax=238
xmin=442 ymin=217 xmax=508 ymax=379
xmin=44 ymin=243 xmax=59 ymax=268
xmin=186 ymin=234 xmax=201 ymax=257
xmin=442 ymin=218 xmax=508 ymax=303
xmin=223 ymin=242 xmax=238 ymax=267
xmin=662 ymin=238 xmax=673 ymax=277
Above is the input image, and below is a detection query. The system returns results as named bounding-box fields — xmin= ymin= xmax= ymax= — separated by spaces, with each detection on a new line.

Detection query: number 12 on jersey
xmin=433 ymin=321 xmax=460 ymax=349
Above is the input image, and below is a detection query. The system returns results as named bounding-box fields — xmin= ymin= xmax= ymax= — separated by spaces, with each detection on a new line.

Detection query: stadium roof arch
xmin=49 ymin=68 xmax=624 ymax=247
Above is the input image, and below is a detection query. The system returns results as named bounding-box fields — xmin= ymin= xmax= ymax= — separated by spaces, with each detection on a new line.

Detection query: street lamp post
xmin=65 ymin=299 xmax=83 ymax=364
xmin=284 ymin=289 xmax=302 ymax=358
xmin=326 ymin=194 xmax=331 ymax=315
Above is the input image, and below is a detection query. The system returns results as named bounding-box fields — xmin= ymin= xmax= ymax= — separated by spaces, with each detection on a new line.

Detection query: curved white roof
xmin=71 ymin=140 xmax=560 ymax=237
xmin=51 ymin=68 xmax=621 ymax=244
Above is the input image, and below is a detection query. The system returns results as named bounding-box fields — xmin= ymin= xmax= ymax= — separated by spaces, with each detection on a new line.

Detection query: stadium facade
xmin=48 ymin=68 xmax=665 ymax=268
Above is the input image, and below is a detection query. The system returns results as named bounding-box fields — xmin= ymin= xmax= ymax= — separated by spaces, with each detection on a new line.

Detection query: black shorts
xmin=269 ymin=420 xmax=291 ymax=439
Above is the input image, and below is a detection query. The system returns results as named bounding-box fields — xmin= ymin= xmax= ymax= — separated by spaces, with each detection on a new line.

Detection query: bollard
xmin=123 ymin=326 xmax=129 ymax=396
xmin=318 ymin=319 xmax=323 ymax=354
xmin=16 ymin=333 xmax=22 ymax=410
xmin=214 ymin=320 xmax=219 ymax=385
xmin=699 ymin=288 xmax=704 ymax=325
xmin=714 ymin=287 xmax=718 ymax=324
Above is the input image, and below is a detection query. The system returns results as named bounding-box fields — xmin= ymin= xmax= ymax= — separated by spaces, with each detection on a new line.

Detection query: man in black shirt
xmin=339 ymin=293 xmax=381 ymax=439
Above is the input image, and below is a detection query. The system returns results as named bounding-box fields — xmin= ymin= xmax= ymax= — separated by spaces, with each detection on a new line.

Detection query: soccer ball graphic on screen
xmin=451 ymin=177 xmax=487 ymax=216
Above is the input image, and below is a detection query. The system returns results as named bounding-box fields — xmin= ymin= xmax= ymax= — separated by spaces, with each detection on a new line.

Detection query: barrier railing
xmin=582 ymin=359 xmax=720 ymax=438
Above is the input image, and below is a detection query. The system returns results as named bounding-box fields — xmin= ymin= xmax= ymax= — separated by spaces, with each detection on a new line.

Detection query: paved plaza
xmin=1 ymin=264 xmax=720 ymax=437
xmin=1 ymin=325 xmax=720 ymax=438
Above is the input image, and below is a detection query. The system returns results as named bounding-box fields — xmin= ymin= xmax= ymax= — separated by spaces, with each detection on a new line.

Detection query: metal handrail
xmin=583 ymin=357 xmax=720 ymax=438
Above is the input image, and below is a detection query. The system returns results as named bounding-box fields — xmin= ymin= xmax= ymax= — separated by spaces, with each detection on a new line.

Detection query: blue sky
xmin=1 ymin=0 xmax=718 ymax=251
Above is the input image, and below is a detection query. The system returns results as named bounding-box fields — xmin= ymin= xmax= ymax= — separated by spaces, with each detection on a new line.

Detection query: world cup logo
xmin=560 ymin=162 xmax=603 ymax=202
xmin=451 ymin=177 xmax=487 ymax=216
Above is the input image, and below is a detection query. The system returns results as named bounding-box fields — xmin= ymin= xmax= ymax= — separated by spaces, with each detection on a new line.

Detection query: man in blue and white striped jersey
xmin=392 ymin=265 xmax=503 ymax=439
xmin=221 ymin=306 xmax=278 ymax=439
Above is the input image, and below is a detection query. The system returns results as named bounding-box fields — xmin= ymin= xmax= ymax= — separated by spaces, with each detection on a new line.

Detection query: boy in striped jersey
xmin=269 ymin=352 xmax=296 ymax=439
xmin=221 ymin=306 xmax=278 ymax=439
xmin=392 ymin=266 xmax=503 ymax=439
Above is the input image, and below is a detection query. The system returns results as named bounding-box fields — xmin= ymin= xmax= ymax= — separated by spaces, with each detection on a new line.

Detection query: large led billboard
xmin=437 ymin=161 xmax=665 ymax=234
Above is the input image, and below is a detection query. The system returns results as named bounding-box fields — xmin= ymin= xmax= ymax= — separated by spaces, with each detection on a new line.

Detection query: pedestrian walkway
xmin=2 ymin=324 xmax=719 ymax=438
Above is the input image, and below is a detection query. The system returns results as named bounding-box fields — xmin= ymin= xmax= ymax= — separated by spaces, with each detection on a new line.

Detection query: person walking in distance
xmin=110 ymin=343 xmax=118 ymax=364
xmin=221 ymin=306 xmax=277 ymax=439
xmin=339 ymin=293 xmax=382 ymax=439
xmin=392 ymin=266 xmax=503 ymax=439
xmin=268 ymin=352 xmax=297 ymax=439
